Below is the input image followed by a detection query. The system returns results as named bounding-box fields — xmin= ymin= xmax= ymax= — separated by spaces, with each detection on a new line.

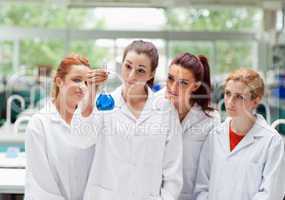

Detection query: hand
xmin=85 ymin=69 xmax=109 ymax=103
xmin=87 ymin=69 xmax=109 ymax=87
xmin=81 ymin=69 xmax=109 ymax=116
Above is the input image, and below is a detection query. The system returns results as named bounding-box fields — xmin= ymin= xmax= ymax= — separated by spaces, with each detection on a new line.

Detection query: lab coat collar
xmin=155 ymin=87 xmax=205 ymax=130
xmin=111 ymin=85 xmax=125 ymax=109
xmin=181 ymin=103 xmax=205 ymax=130
xmin=158 ymin=87 xmax=212 ymax=130
xmin=218 ymin=114 xmax=267 ymax=156
xmin=138 ymin=86 xmax=160 ymax=124
xmin=38 ymin=100 xmax=59 ymax=122
xmin=252 ymin=114 xmax=272 ymax=137
xmin=112 ymin=85 xmax=159 ymax=124
xmin=42 ymin=100 xmax=70 ymax=129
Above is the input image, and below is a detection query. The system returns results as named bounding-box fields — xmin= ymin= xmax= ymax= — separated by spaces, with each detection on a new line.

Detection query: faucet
xmin=6 ymin=95 xmax=25 ymax=126
xmin=272 ymin=119 xmax=285 ymax=129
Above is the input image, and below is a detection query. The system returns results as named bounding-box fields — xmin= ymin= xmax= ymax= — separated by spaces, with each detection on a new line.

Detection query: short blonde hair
xmin=224 ymin=68 xmax=265 ymax=99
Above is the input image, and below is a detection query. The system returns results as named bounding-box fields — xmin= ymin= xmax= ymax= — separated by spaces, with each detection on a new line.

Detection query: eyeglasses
xmin=224 ymin=90 xmax=251 ymax=102
xmin=167 ymin=74 xmax=196 ymax=89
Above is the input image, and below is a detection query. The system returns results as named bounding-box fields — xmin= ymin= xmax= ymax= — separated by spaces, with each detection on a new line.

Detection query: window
xmin=215 ymin=41 xmax=257 ymax=74
xmin=20 ymin=39 xmax=65 ymax=74
xmin=0 ymin=41 xmax=13 ymax=75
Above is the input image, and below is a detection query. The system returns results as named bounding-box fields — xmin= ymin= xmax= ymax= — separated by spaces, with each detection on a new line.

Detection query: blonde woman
xmin=194 ymin=69 xmax=285 ymax=200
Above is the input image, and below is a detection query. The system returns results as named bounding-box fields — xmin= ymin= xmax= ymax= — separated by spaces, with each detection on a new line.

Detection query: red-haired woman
xmin=157 ymin=52 xmax=220 ymax=200
xmin=194 ymin=69 xmax=285 ymax=200
xmin=24 ymin=54 xmax=96 ymax=200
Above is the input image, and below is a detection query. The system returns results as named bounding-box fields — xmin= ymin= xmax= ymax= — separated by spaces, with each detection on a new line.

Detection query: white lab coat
xmin=24 ymin=101 xmax=95 ymax=200
xmin=179 ymin=105 xmax=220 ymax=200
xmin=156 ymin=88 xmax=221 ymax=200
xmin=71 ymin=85 xmax=183 ymax=200
xmin=194 ymin=114 xmax=285 ymax=200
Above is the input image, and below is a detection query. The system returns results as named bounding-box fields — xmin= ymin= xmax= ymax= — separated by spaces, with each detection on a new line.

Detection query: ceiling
xmin=1 ymin=0 xmax=284 ymax=9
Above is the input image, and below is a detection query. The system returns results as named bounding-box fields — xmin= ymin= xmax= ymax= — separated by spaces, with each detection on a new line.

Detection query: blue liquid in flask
xmin=96 ymin=63 xmax=115 ymax=111
xmin=96 ymin=92 xmax=115 ymax=111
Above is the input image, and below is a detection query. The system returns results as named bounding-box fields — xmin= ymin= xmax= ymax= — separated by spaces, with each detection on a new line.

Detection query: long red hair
xmin=51 ymin=54 xmax=90 ymax=99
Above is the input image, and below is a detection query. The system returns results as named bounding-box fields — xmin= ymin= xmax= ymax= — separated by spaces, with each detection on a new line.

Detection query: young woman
xmin=71 ymin=40 xmax=183 ymax=200
xmin=194 ymin=68 xmax=285 ymax=200
xmin=25 ymin=54 xmax=95 ymax=200
xmin=157 ymin=52 xmax=220 ymax=200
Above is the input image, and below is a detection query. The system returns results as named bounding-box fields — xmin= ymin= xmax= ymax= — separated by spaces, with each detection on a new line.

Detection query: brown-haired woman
xmin=25 ymin=54 xmax=95 ymax=200
xmin=194 ymin=68 xmax=285 ymax=200
xmin=157 ymin=52 xmax=220 ymax=200
xmin=71 ymin=40 xmax=183 ymax=200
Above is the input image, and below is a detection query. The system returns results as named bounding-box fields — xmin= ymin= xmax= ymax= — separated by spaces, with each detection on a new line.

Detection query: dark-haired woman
xmin=157 ymin=52 xmax=220 ymax=200
xmin=71 ymin=40 xmax=183 ymax=200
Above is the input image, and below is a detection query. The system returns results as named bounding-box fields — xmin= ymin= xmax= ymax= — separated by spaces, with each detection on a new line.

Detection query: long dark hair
xmin=122 ymin=40 xmax=159 ymax=87
xmin=170 ymin=52 xmax=214 ymax=115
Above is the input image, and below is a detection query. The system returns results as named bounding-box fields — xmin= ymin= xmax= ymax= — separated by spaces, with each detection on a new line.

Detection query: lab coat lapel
xmin=112 ymin=86 xmax=163 ymax=124
xmin=229 ymin=131 xmax=255 ymax=156
xmin=217 ymin=118 xmax=231 ymax=154
xmin=112 ymin=86 xmax=156 ymax=123
xmin=229 ymin=115 xmax=266 ymax=157
xmin=137 ymin=87 xmax=157 ymax=125
xmin=112 ymin=86 xmax=136 ymax=122
xmin=47 ymin=101 xmax=70 ymax=130
xmin=181 ymin=104 xmax=204 ymax=132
